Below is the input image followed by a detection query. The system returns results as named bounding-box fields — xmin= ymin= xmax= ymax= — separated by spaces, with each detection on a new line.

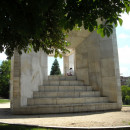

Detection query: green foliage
xmin=50 ymin=59 xmax=61 ymax=75
xmin=121 ymin=85 xmax=130 ymax=105
xmin=0 ymin=60 xmax=11 ymax=98
xmin=0 ymin=0 xmax=130 ymax=57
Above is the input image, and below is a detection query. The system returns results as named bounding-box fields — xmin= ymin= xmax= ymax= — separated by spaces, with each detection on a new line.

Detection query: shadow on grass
xmin=0 ymin=123 xmax=55 ymax=130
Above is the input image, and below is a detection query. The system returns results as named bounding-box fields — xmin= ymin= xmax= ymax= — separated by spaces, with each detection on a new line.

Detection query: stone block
xmin=66 ymin=76 xmax=76 ymax=80
xmin=76 ymin=68 xmax=89 ymax=85
xmin=59 ymin=76 xmax=66 ymax=80
xmin=80 ymin=91 xmax=94 ymax=97
xmin=48 ymin=76 xmax=59 ymax=80
xmin=100 ymin=39 xmax=114 ymax=59
xmin=38 ymin=86 xmax=45 ymax=91
xmin=60 ymin=81 xmax=69 ymax=86
xmin=89 ymin=62 xmax=101 ymax=73
xmin=13 ymin=70 xmax=20 ymax=77
xmin=27 ymin=99 xmax=34 ymax=105
xmin=69 ymin=81 xmax=79 ymax=86
xmin=87 ymin=105 xmax=96 ymax=111
xmin=87 ymin=46 xmax=101 ymax=62
xmin=38 ymin=107 xmax=60 ymax=114
xmin=95 ymin=103 xmax=104 ymax=111
xmin=49 ymin=81 xmax=59 ymax=86
xmin=59 ymin=106 xmax=73 ymax=113
xmin=88 ymin=72 xmax=102 ymax=90
xmin=42 ymin=92 xmax=57 ymax=97
xmin=57 ymin=92 xmax=79 ymax=97
xmin=74 ymin=86 xmax=84 ymax=91
xmin=86 ymin=86 xmax=92 ymax=91
xmin=44 ymin=86 xmax=59 ymax=92
xmin=33 ymin=92 xmax=39 ymax=98
xmin=78 ymin=81 xmax=84 ymax=86
xmin=34 ymin=98 xmax=57 ymax=105
xmin=102 ymin=77 xmax=119 ymax=102
xmin=13 ymin=92 xmax=20 ymax=98
xmin=59 ymin=86 xmax=75 ymax=91
xmin=43 ymin=81 xmax=50 ymax=85
xmin=101 ymin=58 xmax=115 ymax=77
xmin=94 ymin=91 xmax=100 ymax=96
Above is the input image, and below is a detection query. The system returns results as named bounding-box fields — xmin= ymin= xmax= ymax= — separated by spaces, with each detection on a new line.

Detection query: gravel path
xmin=0 ymin=103 xmax=130 ymax=127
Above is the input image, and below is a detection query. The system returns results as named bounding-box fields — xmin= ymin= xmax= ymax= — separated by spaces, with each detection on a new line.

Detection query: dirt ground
xmin=0 ymin=103 xmax=130 ymax=128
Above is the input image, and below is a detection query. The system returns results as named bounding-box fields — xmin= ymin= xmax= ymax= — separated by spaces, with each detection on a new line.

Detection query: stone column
xmin=75 ymin=29 xmax=122 ymax=109
xmin=69 ymin=53 xmax=75 ymax=74
xmin=99 ymin=28 xmax=122 ymax=107
xmin=10 ymin=50 xmax=21 ymax=112
xmin=63 ymin=56 xmax=69 ymax=76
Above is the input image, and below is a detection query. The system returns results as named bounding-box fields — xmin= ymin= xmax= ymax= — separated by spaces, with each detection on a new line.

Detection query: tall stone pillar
xmin=63 ymin=56 xmax=69 ymax=75
xmin=99 ymin=28 xmax=122 ymax=106
xmin=75 ymin=29 xmax=122 ymax=109
xmin=10 ymin=51 xmax=21 ymax=112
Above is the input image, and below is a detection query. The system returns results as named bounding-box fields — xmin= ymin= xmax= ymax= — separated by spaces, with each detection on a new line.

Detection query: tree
xmin=121 ymin=85 xmax=130 ymax=105
xmin=0 ymin=60 xmax=11 ymax=98
xmin=50 ymin=59 xmax=61 ymax=75
xmin=0 ymin=0 xmax=130 ymax=57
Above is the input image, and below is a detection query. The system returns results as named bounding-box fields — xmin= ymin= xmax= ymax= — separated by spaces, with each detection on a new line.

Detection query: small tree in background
xmin=50 ymin=59 xmax=61 ymax=75
xmin=0 ymin=60 xmax=11 ymax=98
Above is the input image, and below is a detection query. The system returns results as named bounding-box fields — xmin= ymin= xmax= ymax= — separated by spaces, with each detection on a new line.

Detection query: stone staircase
xmin=20 ymin=76 xmax=118 ymax=114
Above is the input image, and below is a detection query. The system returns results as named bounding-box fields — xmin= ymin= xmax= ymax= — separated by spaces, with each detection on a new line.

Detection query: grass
xmin=122 ymin=121 xmax=126 ymax=124
xmin=0 ymin=99 xmax=10 ymax=103
xmin=0 ymin=123 xmax=57 ymax=130
xmin=122 ymin=105 xmax=130 ymax=107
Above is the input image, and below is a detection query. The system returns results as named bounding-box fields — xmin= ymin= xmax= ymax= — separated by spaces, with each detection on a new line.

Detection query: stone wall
xmin=20 ymin=50 xmax=48 ymax=106
xmin=75 ymin=30 xmax=122 ymax=108
xmin=10 ymin=50 xmax=48 ymax=110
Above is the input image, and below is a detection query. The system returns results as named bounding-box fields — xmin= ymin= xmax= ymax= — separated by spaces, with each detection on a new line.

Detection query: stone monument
xmin=10 ymin=27 xmax=122 ymax=114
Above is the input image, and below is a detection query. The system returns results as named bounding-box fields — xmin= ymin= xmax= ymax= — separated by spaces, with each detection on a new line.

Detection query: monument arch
xmin=10 ymin=28 xmax=122 ymax=114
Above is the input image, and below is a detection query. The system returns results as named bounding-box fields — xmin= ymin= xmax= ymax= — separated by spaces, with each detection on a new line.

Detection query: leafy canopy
xmin=50 ymin=59 xmax=61 ymax=75
xmin=0 ymin=0 xmax=130 ymax=57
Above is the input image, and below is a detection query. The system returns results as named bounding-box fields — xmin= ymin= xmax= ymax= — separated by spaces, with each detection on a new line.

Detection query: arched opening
xmin=48 ymin=49 xmax=75 ymax=76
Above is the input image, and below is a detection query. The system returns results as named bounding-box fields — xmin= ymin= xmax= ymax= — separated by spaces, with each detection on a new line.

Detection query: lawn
xmin=0 ymin=99 xmax=10 ymax=103
xmin=122 ymin=105 xmax=130 ymax=107
xmin=0 ymin=123 xmax=56 ymax=130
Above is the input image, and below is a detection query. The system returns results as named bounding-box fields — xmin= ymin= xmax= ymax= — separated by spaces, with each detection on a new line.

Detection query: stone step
xmin=27 ymin=97 xmax=108 ymax=106
xmin=16 ymin=103 xmax=118 ymax=114
xmin=48 ymin=75 xmax=77 ymax=81
xmin=43 ymin=80 xmax=84 ymax=86
xmin=33 ymin=91 xmax=100 ymax=98
xmin=39 ymin=86 xmax=92 ymax=92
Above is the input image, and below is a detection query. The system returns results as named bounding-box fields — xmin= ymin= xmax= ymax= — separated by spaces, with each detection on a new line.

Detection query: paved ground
xmin=0 ymin=103 xmax=130 ymax=128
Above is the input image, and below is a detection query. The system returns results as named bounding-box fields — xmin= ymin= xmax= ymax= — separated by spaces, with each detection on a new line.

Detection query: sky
xmin=116 ymin=13 xmax=130 ymax=76
xmin=0 ymin=13 xmax=130 ymax=76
